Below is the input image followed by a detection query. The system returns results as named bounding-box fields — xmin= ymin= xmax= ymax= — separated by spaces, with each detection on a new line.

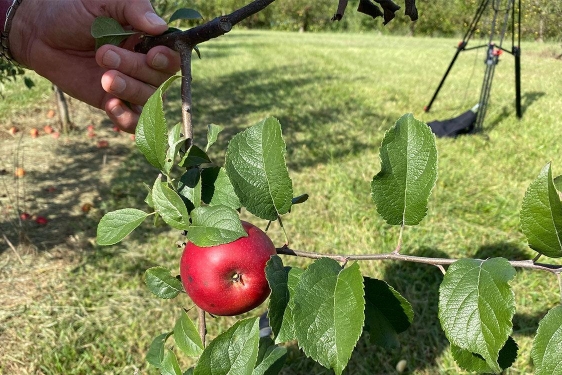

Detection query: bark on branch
xmin=276 ymin=246 xmax=562 ymax=275
xmin=135 ymin=0 xmax=277 ymax=53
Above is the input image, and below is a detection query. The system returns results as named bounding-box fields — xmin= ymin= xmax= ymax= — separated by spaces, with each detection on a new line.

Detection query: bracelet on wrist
xmin=1 ymin=0 xmax=24 ymax=66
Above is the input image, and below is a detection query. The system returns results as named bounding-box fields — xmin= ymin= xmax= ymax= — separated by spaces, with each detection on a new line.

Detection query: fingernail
xmin=110 ymin=104 xmax=125 ymax=118
xmin=151 ymin=53 xmax=168 ymax=69
xmin=145 ymin=12 xmax=167 ymax=27
xmin=102 ymin=50 xmax=120 ymax=69
xmin=110 ymin=76 xmax=126 ymax=94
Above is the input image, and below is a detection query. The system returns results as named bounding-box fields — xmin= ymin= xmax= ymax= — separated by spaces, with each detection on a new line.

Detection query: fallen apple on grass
xmin=180 ymin=221 xmax=277 ymax=316
xmin=35 ymin=216 xmax=48 ymax=225
xmin=14 ymin=167 xmax=25 ymax=178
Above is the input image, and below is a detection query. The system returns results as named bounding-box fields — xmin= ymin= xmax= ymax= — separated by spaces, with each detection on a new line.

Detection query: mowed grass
xmin=1 ymin=30 xmax=562 ymax=374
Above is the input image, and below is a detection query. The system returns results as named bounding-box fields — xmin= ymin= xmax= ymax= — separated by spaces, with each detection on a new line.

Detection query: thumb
xmin=117 ymin=1 xmax=168 ymax=35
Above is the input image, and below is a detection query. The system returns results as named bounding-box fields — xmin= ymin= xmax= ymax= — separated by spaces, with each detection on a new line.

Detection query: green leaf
xmin=451 ymin=336 xmax=518 ymax=373
xmin=438 ymin=258 xmax=516 ymax=373
xmin=265 ymin=256 xmax=288 ymax=339
xmin=520 ymin=163 xmax=562 ymax=258
xmin=152 ymin=178 xmax=190 ymax=230
xmin=194 ymin=317 xmax=260 ymax=375
xmin=363 ymin=277 xmax=414 ymax=349
xmin=174 ymin=310 xmax=204 ymax=357
xmin=91 ymin=17 xmax=136 ymax=49
xmin=164 ymin=122 xmax=184 ymax=174
xmin=187 ymin=206 xmax=247 ymax=247
xmin=206 ymin=124 xmax=223 ymax=151
xmin=144 ymin=183 xmax=154 ymax=208
xmin=178 ymin=168 xmax=202 ymax=212
xmin=145 ymin=266 xmax=184 ymax=299
xmin=265 ymin=257 xmax=303 ymax=343
xmin=293 ymin=259 xmax=364 ymax=375
xmin=161 ymin=348 xmax=182 ymax=375
xmin=554 ymin=175 xmax=562 ymax=193
xmin=531 ymin=305 xmax=562 ymax=375
xmin=180 ymin=145 xmax=212 ymax=168
xmin=146 ymin=332 xmax=172 ymax=368
xmin=136 ymin=75 xmax=180 ymax=170
xmin=169 ymin=8 xmax=203 ymax=23
xmin=201 ymin=167 xmax=241 ymax=210
xmin=225 ymin=117 xmax=293 ymax=221
xmin=96 ymin=208 xmax=149 ymax=245
xmin=371 ymin=113 xmax=437 ymax=226
xmin=253 ymin=337 xmax=287 ymax=375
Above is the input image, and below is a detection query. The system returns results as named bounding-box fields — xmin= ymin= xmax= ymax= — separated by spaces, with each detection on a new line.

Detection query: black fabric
xmin=427 ymin=109 xmax=477 ymax=138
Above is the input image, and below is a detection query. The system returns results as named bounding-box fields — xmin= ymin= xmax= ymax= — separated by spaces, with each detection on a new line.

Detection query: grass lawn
xmin=1 ymin=30 xmax=562 ymax=374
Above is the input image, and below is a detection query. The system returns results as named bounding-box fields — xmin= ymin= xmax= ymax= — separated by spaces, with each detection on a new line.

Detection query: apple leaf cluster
xmin=95 ymin=76 xmax=562 ymax=372
xmin=93 ymin=12 xmax=562 ymax=375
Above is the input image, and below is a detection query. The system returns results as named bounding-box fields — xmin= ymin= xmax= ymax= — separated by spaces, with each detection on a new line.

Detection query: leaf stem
xmin=276 ymin=247 xmax=562 ymax=275
xmin=197 ymin=307 xmax=206 ymax=347
xmin=178 ymin=43 xmax=193 ymax=150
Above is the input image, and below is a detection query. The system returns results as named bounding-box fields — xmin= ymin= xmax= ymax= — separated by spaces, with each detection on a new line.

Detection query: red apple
xmin=35 ymin=216 xmax=48 ymax=225
xmin=20 ymin=212 xmax=31 ymax=220
xmin=9 ymin=126 xmax=18 ymax=135
xmin=180 ymin=221 xmax=276 ymax=316
xmin=30 ymin=128 xmax=39 ymax=138
xmin=43 ymin=125 xmax=54 ymax=134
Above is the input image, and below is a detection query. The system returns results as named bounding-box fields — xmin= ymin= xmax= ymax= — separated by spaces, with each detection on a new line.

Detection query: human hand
xmin=8 ymin=0 xmax=180 ymax=132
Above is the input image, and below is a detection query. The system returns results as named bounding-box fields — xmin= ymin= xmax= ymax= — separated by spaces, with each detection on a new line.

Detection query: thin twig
xmin=3 ymin=234 xmax=23 ymax=265
xmin=276 ymin=247 xmax=562 ymax=275
xmin=197 ymin=307 xmax=206 ymax=347
xmin=178 ymin=43 xmax=194 ymax=150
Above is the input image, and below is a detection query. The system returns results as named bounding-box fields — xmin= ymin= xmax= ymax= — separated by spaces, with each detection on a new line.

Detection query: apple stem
xmin=197 ymin=307 xmax=206 ymax=347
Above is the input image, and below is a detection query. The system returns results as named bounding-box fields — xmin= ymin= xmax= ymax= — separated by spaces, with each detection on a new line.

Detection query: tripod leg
xmin=514 ymin=45 xmax=522 ymax=118
xmin=424 ymin=43 xmax=465 ymax=112
xmin=424 ymin=0 xmax=490 ymax=112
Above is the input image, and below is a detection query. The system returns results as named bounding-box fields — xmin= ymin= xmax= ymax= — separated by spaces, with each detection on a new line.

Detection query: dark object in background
xmin=427 ymin=109 xmax=477 ymax=138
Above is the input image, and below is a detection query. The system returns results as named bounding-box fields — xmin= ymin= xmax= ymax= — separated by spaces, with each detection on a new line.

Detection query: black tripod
xmin=424 ymin=0 xmax=522 ymax=132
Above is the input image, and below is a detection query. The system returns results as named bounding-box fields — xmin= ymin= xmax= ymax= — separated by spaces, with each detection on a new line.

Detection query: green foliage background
xmin=152 ymin=0 xmax=562 ymax=40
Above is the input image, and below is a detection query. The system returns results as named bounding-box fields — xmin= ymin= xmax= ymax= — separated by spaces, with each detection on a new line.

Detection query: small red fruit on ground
xmin=180 ymin=221 xmax=277 ymax=316
xmin=46 ymin=109 xmax=56 ymax=118
xmin=81 ymin=203 xmax=93 ymax=213
xmin=43 ymin=125 xmax=54 ymax=134
xmin=14 ymin=167 xmax=25 ymax=178
xmin=97 ymin=140 xmax=109 ymax=148
xmin=52 ymin=132 xmax=60 ymax=139
xmin=20 ymin=212 xmax=31 ymax=220
xmin=35 ymin=216 xmax=48 ymax=225
xmin=9 ymin=126 xmax=18 ymax=135
xmin=30 ymin=128 xmax=39 ymax=138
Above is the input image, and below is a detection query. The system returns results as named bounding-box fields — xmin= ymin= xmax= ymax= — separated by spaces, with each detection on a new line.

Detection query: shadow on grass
xmin=165 ymin=64 xmax=387 ymax=171
xmin=0 ymin=141 xmax=129 ymax=254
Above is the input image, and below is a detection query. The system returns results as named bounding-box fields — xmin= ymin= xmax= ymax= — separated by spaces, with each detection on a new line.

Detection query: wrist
xmin=1 ymin=0 xmax=31 ymax=67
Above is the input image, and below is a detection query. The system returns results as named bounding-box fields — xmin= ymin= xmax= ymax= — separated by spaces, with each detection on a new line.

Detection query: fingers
xmin=111 ymin=1 xmax=169 ymax=35
xmin=104 ymin=97 xmax=142 ymax=133
xmin=97 ymin=45 xmax=180 ymax=107
xmin=96 ymin=45 xmax=178 ymax=86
